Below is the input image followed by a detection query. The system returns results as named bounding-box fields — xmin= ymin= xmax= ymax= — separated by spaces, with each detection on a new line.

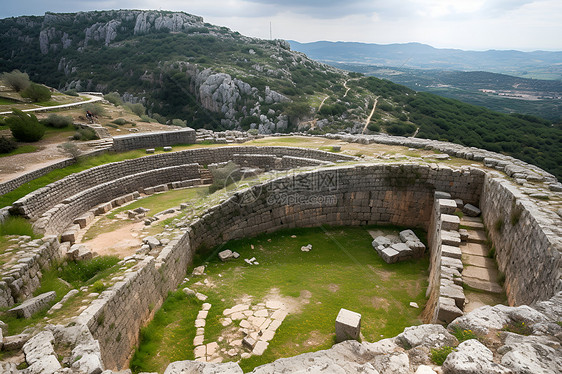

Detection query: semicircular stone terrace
xmin=2 ymin=138 xmax=561 ymax=372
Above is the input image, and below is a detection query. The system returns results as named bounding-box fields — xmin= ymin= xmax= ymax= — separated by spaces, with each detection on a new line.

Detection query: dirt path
xmin=362 ymin=97 xmax=379 ymax=134
xmin=0 ymin=93 xmax=102 ymax=115
xmin=309 ymin=96 xmax=330 ymax=130
xmin=82 ymin=220 xmax=145 ymax=258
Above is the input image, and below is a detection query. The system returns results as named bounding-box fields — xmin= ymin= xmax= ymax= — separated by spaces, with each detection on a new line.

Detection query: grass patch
xmin=59 ymin=256 xmax=120 ymax=287
xmin=450 ymin=326 xmax=478 ymax=342
xmin=107 ymin=186 xmax=209 ymax=219
xmin=454 ymin=210 xmax=464 ymax=219
xmin=0 ymin=216 xmax=37 ymax=237
xmin=501 ymin=321 xmax=532 ymax=336
xmin=133 ymin=225 xmax=429 ymax=373
xmin=0 ymin=145 xmax=37 ymax=158
xmin=430 ymin=345 xmax=455 ymax=365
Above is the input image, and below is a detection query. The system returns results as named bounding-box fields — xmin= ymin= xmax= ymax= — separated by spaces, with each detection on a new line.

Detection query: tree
xmin=6 ymin=109 xmax=45 ymax=142
xmin=1 ymin=70 xmax=30 ymax=92
xmin=41 ymin=114 xmax=73 ymax=128
xmin=21 ymin=83 xmax=51 ymax=102
xmin=0 ymin=136 xmax=17 ymax=154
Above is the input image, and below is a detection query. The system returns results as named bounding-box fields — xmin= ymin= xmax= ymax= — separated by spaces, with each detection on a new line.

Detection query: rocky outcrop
xmin=133 ymin=11 xmax=203 ymax=35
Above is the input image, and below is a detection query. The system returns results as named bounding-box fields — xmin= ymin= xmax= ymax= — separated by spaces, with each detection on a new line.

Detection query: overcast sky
xmin=2 ymin=0 xmax=561 ymax=51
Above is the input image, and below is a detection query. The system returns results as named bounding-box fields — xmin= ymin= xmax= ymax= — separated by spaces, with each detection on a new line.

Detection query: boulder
xmin=372 ymin=236 xmax=392 ymax=248
xmin=68 ymin=244 xmax=93 ymax=261
xmin=192 ymin=266 xmax=205 ymax=276
xmin=499 ymin=333 xmax=562 ymax=374
xmin=22 ymin=331 xmax=57 ymax=365
xmin=143 ymin=236 xmax=161 ymax=249
xmin=442 ymin=339 xmax=511 ymax=374
xmin=164 ymin=360 xmax=243 ymax=374
xmin=218 ymin=249 xmax=234 ymax=262
xmin=2 ymin=333 xmax=31 ymax=350
xmin=397 ymin=324 xmax=458 ymax=349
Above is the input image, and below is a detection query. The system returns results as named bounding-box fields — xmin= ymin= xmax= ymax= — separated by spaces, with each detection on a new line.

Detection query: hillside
xmin=0 ymin=10 xmax=561 ymax=179
xmin=289 ymin=40 xmax=562 ymax=80
xmin=332 ymin=64 xmax=562 ymax=122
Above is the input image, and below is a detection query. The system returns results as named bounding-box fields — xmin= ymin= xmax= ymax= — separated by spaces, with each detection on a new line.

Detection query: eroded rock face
xmin=442 ymin=339 xmax=511 ymax=374
xmin=397 ymin=324 xmax=458 ymax=349
xmin=163 ymin=360 xmax=243 ymax=374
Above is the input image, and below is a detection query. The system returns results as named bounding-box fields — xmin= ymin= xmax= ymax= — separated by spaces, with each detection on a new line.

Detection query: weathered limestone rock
xmin=8 ymin=291 xmax=56 ymax=318
xmin=164 ymin=360 xmax=243 ymax=374
xmin=335 ymin=308 xmax=361 ymax=342
xmin=68 ymin=244 xmax=93 ymax=261
xmin=442 ymin=339 xmax=511 ymax=374
xmin=499 ymin=333 xmax=562 ymax=374
xmin=373 ymin=236 xmax=392 ymax=247
xmin=218 ymin=249 xmax=234 ymax=262
xmin=2 ymin=333 xmax=30 ymax=350
xmin=192 ymin=265 xmax=205 ymax=276
xmin=74 ymin=211 xmax=95 ymax=229
xmin=143 ymin=236 xmax=161 ymax=249
xmin=397 ymin=324 xmax=458 ymax=349
xmin=23 ymin=331 xmax=57 ymax=366
xmin=379 ymin=247 xmax=400 ymax=263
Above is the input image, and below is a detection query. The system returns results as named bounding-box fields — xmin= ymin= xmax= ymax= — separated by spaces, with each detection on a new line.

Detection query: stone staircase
xmin=84 ymin=138 xmax=114 ymax=151
xmin=459 ymin=216 xmax=505 ymax=312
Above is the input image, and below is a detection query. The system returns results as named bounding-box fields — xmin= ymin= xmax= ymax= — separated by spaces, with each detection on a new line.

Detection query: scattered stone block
xmin=441 ymin=256 xmax=463 ymax=272
xmin=144 ymin=186 xmax=156 ymax=195
xmin=252 ymin=340 xmax=269 ymax=356
xmin=163 ymin=146 xmax=172 ymax=151
xmin=60 ymin=224 xmax=81 ymax=244
xmin=300 ymin=244 xmax=312 ymax=252
xmin=146 ymin=148 xmax=155 ymax=154
xmin=379 ymin=247 xmax=399 ymax=264
xmin=74 ymin=212 xmax=94 ymax=229
xmin=459 ymin=229 xmax=469 ymax=242
xmin=183 ymin=288 xmax=196 ymax=296
xmin=143 ymin=236 xmax=160 ymax=249
xmin=463 ymin=203 xmax=482 ymax=217
xmin=67 ymin=244 xmax=93 ymax=261
xmin=454 ymin=199 xmax=464 ymax=208
xmin=196 ymin=293 xmax=208 ymax=301
xmin=243 ymin=336 xmax=256 ymax=349
xmin=218 ymin=250 xmax=234 ymax=262
xmin=372 ymin=236 xmax=392 ymax=248
xmin=335 ymin=308 xmax=361 ymax=342
xmin=8 ymin=291 xmax=56 ymax=319
xmin=437 ymin=297 xmax=463 ymax=323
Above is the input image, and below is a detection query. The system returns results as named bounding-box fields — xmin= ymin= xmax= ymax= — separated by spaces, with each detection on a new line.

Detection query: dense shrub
xmin=367 ymin=122 xmax=381 ymax=132
xmin=42 ymin=114 xmax=73 ymax=128
xmin=21 ymin=83 xmax=51 ymax=102
xmin=104 ymin=92 xmax=122 ymax=106
xmin=1 ymin=69 xmax=30 ymax=92
xmin=385 ymin=121 xmax=416 ymax=136
xmin=172 ymin=118 xmax=187 ymax=127
xmin=64 ymin=89 xmax=79 ymax=96
xmin=126 ymin=102 xmax=146 ymax=117
xmin=6 ymin=109 xmax=45 ymax=142
xmin=83 ymin=103 xmax=106 ymax=116
xmin=0 ymin=136 xmax=17 ymax=153
xmin=73 ymin=127 xmax=98 ymax=141
xmin=111 ymin=118 xmax=129 ymax=125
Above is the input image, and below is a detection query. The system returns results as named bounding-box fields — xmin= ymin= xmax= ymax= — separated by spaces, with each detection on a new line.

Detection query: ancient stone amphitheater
xmin=0 ymin=128 xmax=560 ymax=374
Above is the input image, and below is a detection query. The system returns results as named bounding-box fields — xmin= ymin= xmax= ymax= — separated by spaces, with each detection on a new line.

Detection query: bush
xmin=42 ymin=114 xmax=73 ymax=128
xmin=59 ymin=256 xmax=120 ymax=286
xmin=83 ymin=103 xmax=106 ymax=116
xmin=73 ymin=128 xmax=98 ymax=141
xmin=451 ymin=326 xmax=478 ymax=342
xmin=91 ymin=280 xmax=107 ymax=293
xmin=111 ymin=118 xmax=129 ymax=126
xmin=208 ymin=161 xmax=241 ymax=193
xmin=1 ymin=69 xmax=30 ymax=92
xmin=104 ymin=92 xmax=122 ymax=106
xmin=6 ymin=109 xmax=45 ymax=142
xmin=247 ymin=129 xmax=259 ymax=135
xmin=21 ymin=83 xmax=51 ymax=102
xmin=0 ymin=216 xmax=35 ymax=237
xmin=125 ymin=103 xmax=146 ymax=117
xmin=152 ymin=113 xmax=167 ymax=124
xmin=172 ymin=118 xmax=187 ymax=127
xmin=367 ymin=122 xmax=380 ymax=132
xmin=64 ymin=89 xmax=78 ymax=97
xmin=430 ymin=346 xmax=456 ymax=365
xmin=0 ymin=136 xmax=17 ymax=154
xmin=140 ymin=115 xmax=152 ymax=122
xmin=58 ymin=142 xmax=81 ymax=159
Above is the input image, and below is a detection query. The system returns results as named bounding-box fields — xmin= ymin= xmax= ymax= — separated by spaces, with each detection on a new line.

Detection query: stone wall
xmin=34 ymin=164 xmax=201 ymax=235
xmin=480 ymin=175 xmax=562 ymax=305
xmin=0 ymin=158 xmax=75 ymax=196
xmin=72 ymin=163 xmax=483 ymax=369
xmin=10 ymin=146 xmax=354 ymax=222
xmin=0 ymin=236 xmax=62 ymax=308
xmin=111 ymin=129 xmax=197 ymax=151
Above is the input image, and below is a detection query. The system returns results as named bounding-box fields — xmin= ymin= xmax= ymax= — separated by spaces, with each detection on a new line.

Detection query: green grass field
xmin=131 ymin=225 xmax=429 ymax=373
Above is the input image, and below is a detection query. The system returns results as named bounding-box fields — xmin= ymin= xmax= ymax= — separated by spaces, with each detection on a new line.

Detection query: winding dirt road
xmin=362 ymin=97 xmax=379 ymax=134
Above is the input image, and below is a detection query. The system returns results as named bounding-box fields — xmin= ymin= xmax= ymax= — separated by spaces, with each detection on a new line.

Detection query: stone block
xmin=441 ymin=214 xmax=460 ymax=231
xmin=438 ymin=199 xmax=458 ymax=214
xmin=163 ymin=146 xmax=172 ymax=151
xmin=145 ymin=186 xmax=156 ymax=195
xmin=60 ymin=225 xmax=80 ymax=244
xmin=94 ymin=202 xmax=112 ymax=215
xmin=378 ymin=247 xmax=399 ymax=264
xmin=335 ymin=308 xmax=361 ymax=342
xmin=435 ymin=191 xmax=452 ymax=200
xmin=8 ymin=291 xmax=56 ymax=318
xmin=2 ymin=333 xmax=30 ymax=350
xmin=442 ymin=256 xmax=463 ymax=272
xmin=146 ymin=148 xmax=155 ymax=153
xmin=441 ymin=245 xmax=462 ymax=259
xmin=74 ymin=212 xmax=94 ymax=228
xmin=218 ymin=250 xmax=234 ymax=262
xmin=399 ymin=229 xmax=419 ymax=243
xmin=441 ymin=230 xmax=461 ymax=247
xmin=372 ymin=236 xmax=392 ymax=248
xmin=437 ymin=297 xmax=463 ymax=323
xmin=462 ymin=203 xmax=481 ymax=217
xmin=154 ymin=184 xmax=168 ymax=193
xmin=67 ymin=244 xmax=93 ymax=261
xmin=440 ymin=282 xmax=465 ymax=308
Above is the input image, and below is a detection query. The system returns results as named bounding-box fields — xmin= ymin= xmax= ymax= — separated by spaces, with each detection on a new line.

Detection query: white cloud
xmin=0 ymin=0 xmax=560 ymax=50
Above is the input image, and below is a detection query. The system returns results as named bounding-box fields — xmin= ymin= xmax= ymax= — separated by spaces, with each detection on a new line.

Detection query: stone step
xmin=462 ymin=254 xmax=496 ymax=268
xmin=466 ymin=230 xmax=487 ymax=244
xmin=463 ymin=265 xmax=500 ymax=283
xmin=461 ymin=216 xmax=483 ymax=223
xmin=464 ymin=276 xmax=504 ymax=294
xmin=460 ymin=242 xmax=488 ymax=257
xmin=461 ymin=221 xmax=485 ymax=230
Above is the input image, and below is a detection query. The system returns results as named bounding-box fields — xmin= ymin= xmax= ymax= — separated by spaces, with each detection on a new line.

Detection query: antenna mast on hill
xmin=270 ymin=22 xmax=272 ymax=40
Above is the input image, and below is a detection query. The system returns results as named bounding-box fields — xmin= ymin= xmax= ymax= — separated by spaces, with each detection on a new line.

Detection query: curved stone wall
xmin=11 ymin=146 xmax=355 ymax=221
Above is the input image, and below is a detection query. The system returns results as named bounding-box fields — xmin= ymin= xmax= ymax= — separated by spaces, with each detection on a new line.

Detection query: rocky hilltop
xmin=0 ymin=10 xmax=560 ymax=179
